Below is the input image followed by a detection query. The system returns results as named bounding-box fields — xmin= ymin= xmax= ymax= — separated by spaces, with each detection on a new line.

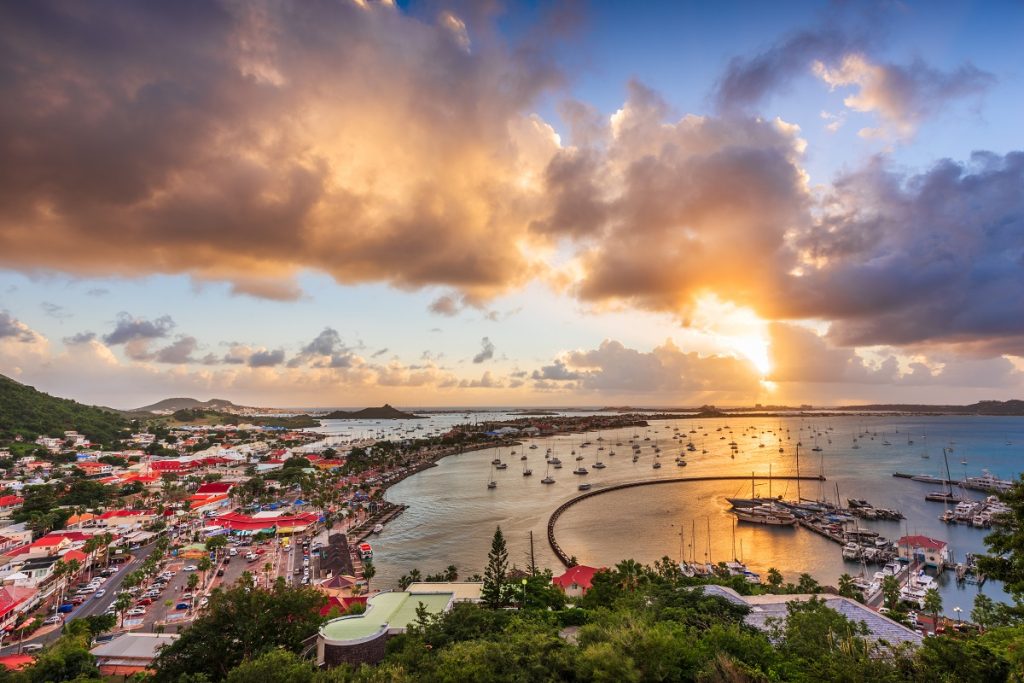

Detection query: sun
xmin=691 ymin=294 xmax=773 ymax=377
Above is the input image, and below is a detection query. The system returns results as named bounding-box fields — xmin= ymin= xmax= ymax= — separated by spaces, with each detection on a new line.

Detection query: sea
xmin=309 ymin=413 xmax=1024 ymax=617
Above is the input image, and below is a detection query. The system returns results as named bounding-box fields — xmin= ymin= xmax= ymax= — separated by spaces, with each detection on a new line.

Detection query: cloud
xmin=428 ymin=294 xmax=462 ymax=317
xmin=63 ymin=331 xmax=97 ymax=346
xmin=289 ymin=327 xmax=357 ymax=368
xmin=472 ymin=337 xmax=495 ymax=364
xmin=548 ymin=81 xmax=810 ymax=318
xmin=41 ymin=301 xmax=72 ymax=320
xmin=102 ymin=313 xmax=175 ymax=345
xmin=555 ymin=339 xmax=759 ymax=396
xmin=814 ymin=54 xmax=994 ymax=138
xmin=714 ymin=26 xmax=861 ymax=113
xmin=371 ymin=348 xmax=389 ymax=358
xmin=767 ymin=323 xmax=896 ymax=384
xmin=86 ymin=288 xmax=109 ymax=297
xmin=0 ymin=311 xmax=38 ymax=343
xmin=0 ymin=0 xmax=561 ymax=302
xmin=779 ymin=152 xmax=1024 ymax=354
xmin=532 ymin=360 xmax=582 ymax=381
xmin=154 ymin=336 xmax=200 ymax=364
xmin=248 ymin=349 xmax=286 ymax=368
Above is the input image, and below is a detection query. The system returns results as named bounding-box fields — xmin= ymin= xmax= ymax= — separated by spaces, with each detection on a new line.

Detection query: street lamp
xmin=521 ymin=578 xmax=528 ymax=608
xmin=953 ymin=606 xmax=962 ymax=626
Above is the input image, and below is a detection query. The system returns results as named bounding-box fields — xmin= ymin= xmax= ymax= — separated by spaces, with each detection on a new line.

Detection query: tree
xmin=923 ymin=588 xmax=943 ymax=633
xmin=837 ymin=573 xmax=857 ymax=599
xmin=481 ymin=526 xmax=510 ymax=609
xmin=205 ymin=535 xmax=228 ymax=562
xmin=362 ymin=560 xmax=376 ymax=593
xmin=881 ymin=575 xmax=900 ymax=611
xmin=225 ymin=649 xmax=315 ymax=683
xmin=152 ymin=582 xmax=327 ymax=682
xmin=114 ymin=592 xmax=134 ymax=628
xmin=187 ymin=572 xmax=200 ymax=595
xmin=978 ymin=475 xmax=1024 ymax=616
xmin=198 ymin=556 xmax=213 ymax=586
xmin=971 ymin=593 xmax=1004 ymax=631
xmin=766 ymin=567 xmax=784 ymax=589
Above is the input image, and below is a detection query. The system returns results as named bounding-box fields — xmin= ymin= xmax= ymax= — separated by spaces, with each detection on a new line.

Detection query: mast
xmin=732 ymin=518 xmax=737 ymax=561
xmin=795 ymin=443 xmax=801 ymax=502
xmin=942 ymin=447 xmax=954 ymax=496
xmin=691 ymin=520 xmax=696 ymax=564
xmin=706 ymin=517 xmax=712 ymax=566
xmin=769 ymin=464 xmax=772 ymax=499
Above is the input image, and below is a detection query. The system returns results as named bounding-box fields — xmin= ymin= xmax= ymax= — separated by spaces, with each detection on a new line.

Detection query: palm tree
xmin=614 ymin=559 xmax=645 ymax=592
xmin=362 ymin=560 xmax=376 ymax=593
xmin=837 ymin=573 xmax=857 ymax=599
xmin=766 ymin=567 xmax=784 ymax=589
xmin=197 ymin=556 xmax=213 ymax=587
xmin=262 ymin=562 xmax=274 ymax=587
xmin=923 ymin=588 xmax=942 ymax=633
xmin=114 ymin=593 xmax=133 ymax=627
xmin=881 ymin=575 xmax=901 ymax=610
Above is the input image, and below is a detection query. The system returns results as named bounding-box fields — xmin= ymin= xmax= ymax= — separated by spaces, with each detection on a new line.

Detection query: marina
xmin=353 ymin=412 xmax=1022 ymax=618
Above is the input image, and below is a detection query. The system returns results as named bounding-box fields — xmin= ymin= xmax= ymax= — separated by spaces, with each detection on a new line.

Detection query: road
xmin=0 ymin=541 xmax=160 ymax=654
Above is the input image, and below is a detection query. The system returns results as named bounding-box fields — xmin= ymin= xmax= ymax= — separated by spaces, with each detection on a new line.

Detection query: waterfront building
xmin=897 ymin=535 xmax=950 ymax=569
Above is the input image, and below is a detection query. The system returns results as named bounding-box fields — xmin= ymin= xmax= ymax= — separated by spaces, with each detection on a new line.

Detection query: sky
xmin=1 ymin=0 xmax=1023 ymax=409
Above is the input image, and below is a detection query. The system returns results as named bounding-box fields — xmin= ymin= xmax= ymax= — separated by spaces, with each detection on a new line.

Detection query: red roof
xmin=898 ymin=535 xmax=947 ymax=550
xmin=0 ymin=654 xmax=34 ymax=671
xmin=98 ymin=509 xmax=155 ymax=519
xmin=62 ymin=549 xmax=89 ymax=564
xmin=207 ymin=511 xmax=318 ymax=532
xmin=0 ymin=495 xmax=23 ymax=508
xmin=552 ymin=565 xmax=601 ymax=592
xmin=195 ymin=482 xmax=233 ymax=494
xmin=319 ymin=595 xmax=367 ymax=616
xmin=0 ymin=587 xmax=37 ymax=621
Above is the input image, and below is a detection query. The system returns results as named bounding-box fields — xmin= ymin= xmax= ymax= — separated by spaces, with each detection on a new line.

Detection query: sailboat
xmin=541 ymin=462 xmax=555 ymax=485
xmin=522 ymin=459 xmax=532 ymax=476
xmin=487 ymin=465 xmax=497 ymax=489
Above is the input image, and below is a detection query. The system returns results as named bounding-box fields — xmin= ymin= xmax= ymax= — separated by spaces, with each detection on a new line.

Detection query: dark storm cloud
xmin=779 ymin=152 xmax=1024 ymax=353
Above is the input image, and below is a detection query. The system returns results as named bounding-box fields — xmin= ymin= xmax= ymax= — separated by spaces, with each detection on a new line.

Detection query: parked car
xmin=126 ymin=607 xmax=146 ymax=616
xmin=216 ymin=569 xmax=225 ymax=577
xmin=94 ymin=589 xmax=106 ymax=599
xmin=69 ymin=596 xmax=85 ymax=606
xmin=175 ymin=602 xmax=189 ymax=610
xmin=44 ymin=615 xmax=63 ymax=625
xmin=136 ymin=598 xmax=154 ymax=606
xmin=22 ymin=644 xmax=43 ymax=653
xmin=183 ymin=565 xmax=198 ymax=571
xmin=199 ymin=597 xmax=209 ymax=608
xmin=57 ymin=603 xmax=74 ymax=613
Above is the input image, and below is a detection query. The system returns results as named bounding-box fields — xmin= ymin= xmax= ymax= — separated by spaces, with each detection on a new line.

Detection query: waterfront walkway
xmin=546 ymin=474 xmax=825 ymax=567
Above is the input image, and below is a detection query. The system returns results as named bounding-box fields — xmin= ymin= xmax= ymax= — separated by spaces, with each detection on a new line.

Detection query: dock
xmin=545 ymin=474 xmax=825 ymax=567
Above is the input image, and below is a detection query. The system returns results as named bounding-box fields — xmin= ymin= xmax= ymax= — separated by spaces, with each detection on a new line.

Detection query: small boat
xmin=578 ymin=483 xmax=592 ymax=491
xmin=841 ymin=543 xmax=862 ymax=560
xmin=520 ymin=454 xmax=528 ymax=461
xmin=573 ymin=466 xmax=589 ymax=475
xmin=592 ymin=461 xmax=606 ymax=469
xmin=358 ymin=543 xmax=373 ymax=559
xmin=495 ymin=462 xmax=508 ymax=470
xmin=676 ymin=459 xmax=687 ymax=467
xmin=652 ymin=461 xmax=661 ymax=469
xmin=632 ymin=455 xmax=639 ymax=462
xmin=487 ymin=480 xmax=497 ymax=489
xmin=541 ymin=464 xmax=554 ymax=485
xmin=372 ymin=524 xmax=384 ymax=534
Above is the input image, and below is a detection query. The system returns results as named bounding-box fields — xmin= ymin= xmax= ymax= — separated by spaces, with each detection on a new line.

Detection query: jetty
xmin=546 ymin=474 xmax=824 ymax=567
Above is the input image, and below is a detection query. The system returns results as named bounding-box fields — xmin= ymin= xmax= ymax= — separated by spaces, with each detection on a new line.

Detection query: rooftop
xmin=90 ymin=632 xmax=179 ymax=662
xmin=320 ymin=591 xmax=452 ymax=642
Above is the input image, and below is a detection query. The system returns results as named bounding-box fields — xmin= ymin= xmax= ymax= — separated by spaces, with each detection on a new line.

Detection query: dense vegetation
xmin=0 ymin=373 xmax=129 ymax=447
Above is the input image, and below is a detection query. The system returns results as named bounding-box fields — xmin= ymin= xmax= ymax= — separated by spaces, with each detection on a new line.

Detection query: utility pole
xmin=529 ymin=531 xmax=536 ymax=576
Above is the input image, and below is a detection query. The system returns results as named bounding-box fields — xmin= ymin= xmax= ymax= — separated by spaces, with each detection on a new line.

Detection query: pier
xmin=545 ymin=474 xmax=825 ymax=567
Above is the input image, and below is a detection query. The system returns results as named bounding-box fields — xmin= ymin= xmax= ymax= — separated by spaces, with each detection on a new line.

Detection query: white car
xmin=22 ymin=644 xmax=43 ymax=653
xmin=126 ymin=607 xmax=146 ymax=616
xmin=94 ymin=589 xmax=106 ymax=599
xmin=43 ymin=615 xmax=63 ymax=625
xmin=183 ymin=565 xmax=198 ymax=571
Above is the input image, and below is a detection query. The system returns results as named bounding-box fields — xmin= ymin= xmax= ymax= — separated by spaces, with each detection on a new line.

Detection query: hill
xmin=133 ymin=397 xmax=240 ymax=413
xmin=833 ymin=399 xmax=1024 ymax=415
xmin=159 ymin=408 xmax=320 ymax=429
xmin=322 ymin=404 xmax=424 ymax=419
xmin=0 ymin=373 xmax=130 ymax=446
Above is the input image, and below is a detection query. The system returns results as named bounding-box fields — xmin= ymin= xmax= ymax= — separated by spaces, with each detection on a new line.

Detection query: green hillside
xmin=0 ymin=374 xmax=130 ymax=447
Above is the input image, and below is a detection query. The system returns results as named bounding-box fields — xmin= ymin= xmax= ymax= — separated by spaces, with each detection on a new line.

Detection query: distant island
xmin=831 ymin=399 xmax=1024 ymax=416
xmin=133 ymin=397 xmax=242 ymax=413
xmin=322 ymin=404 xmax=424 ymax=420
